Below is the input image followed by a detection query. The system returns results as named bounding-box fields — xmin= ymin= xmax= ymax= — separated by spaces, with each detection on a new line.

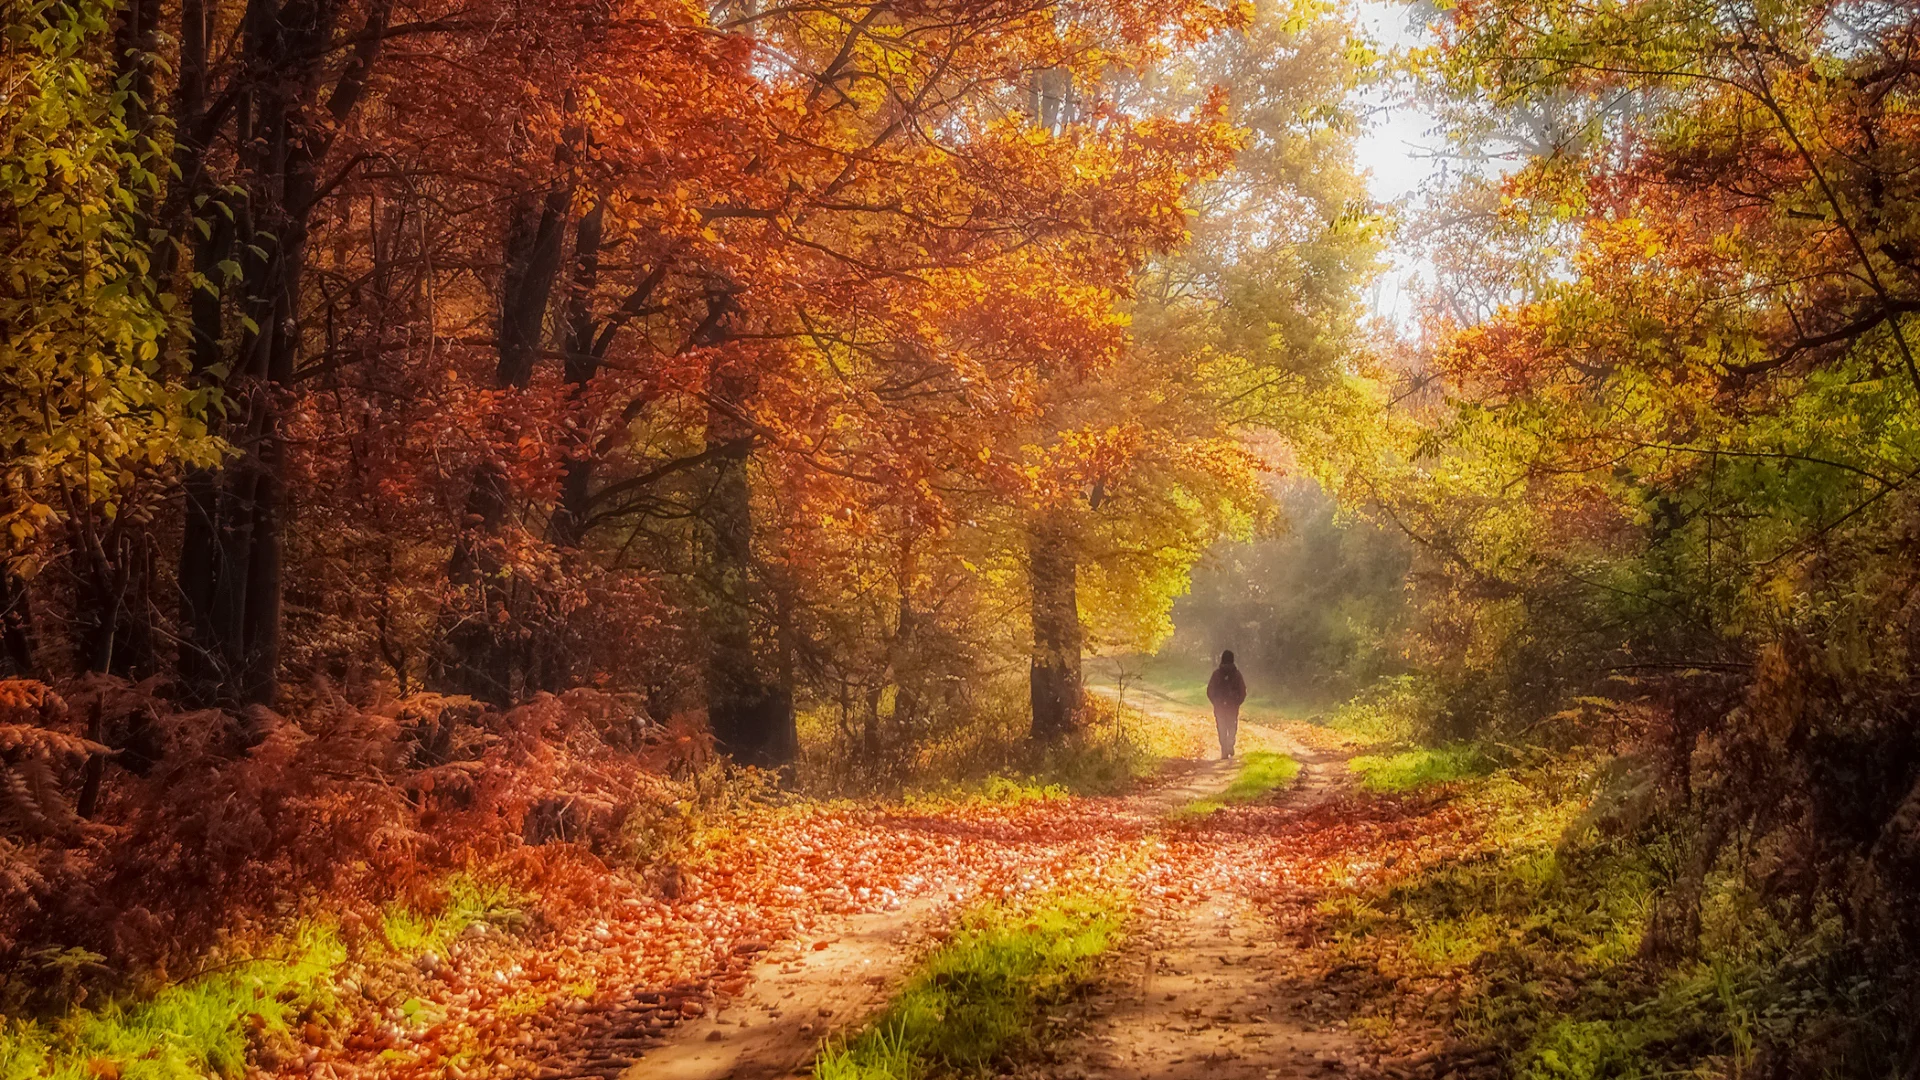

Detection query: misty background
xmin=1118 ymin=481 xmax=1414 ymax=712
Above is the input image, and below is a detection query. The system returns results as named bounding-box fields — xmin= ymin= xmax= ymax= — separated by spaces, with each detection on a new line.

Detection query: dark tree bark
xmin=430 ymin=173 xmax=574 ymax=702
xmin=1027 ymin=508 xmax=1082 ymax=745
xmin=434 ymin=464 xmax=514 ymax=703
xmin=73 ymin=525 xmax=159 ymax=678
xmin=497 ymin=183 xmax=575 ymax=389
xmin=698 ymin=310 xmax=797 ymax=767
xmin=553 ymin=201 xmax=606 ymax=549
xmin=174 ymin=0 xmax=392 ymax=711
xmin=112 ymin=0 xmax=162 ymax=229
xmin=173 ymin=0 xmax=236 ymax=705
xmin=0 ymin=570 xmax=37 ymax=677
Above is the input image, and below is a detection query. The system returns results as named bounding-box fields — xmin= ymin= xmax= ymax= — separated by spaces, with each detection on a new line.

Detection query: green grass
xmin=379 ymin=874 xmax=523 ymax=956
xmin=813 ymin=889 xmax=1126 ymax=1080
xmin=1348 ymin=743 xmax=1492 ymax=792
xmin=0 ymin=874 xmax=525 ymax=1080
xmin=1174 ymin=751 xmax=1301 ymax=819
xmin=0 ymin=923 xmax=344 ymax=1080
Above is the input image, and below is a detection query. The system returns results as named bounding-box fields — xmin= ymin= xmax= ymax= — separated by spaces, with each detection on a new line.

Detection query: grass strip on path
xmin=812 ymin=889 xmax=1126 ymax=1080
xmin=1174 ymin=751 xmax=1300 ymax=819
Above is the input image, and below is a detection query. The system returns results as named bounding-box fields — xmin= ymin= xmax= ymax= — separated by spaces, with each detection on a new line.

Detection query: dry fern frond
xmin=2 ymin=752 xmax=83 ymax=838
xmin=0 ymin=680 xmax=107 ymax=842
xmin=0 ymin=680 xmax=67 ymax=723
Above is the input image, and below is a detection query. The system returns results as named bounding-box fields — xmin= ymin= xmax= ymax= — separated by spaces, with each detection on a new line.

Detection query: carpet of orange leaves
xmin=315 ymin=749 xmax=1492 ymax=1080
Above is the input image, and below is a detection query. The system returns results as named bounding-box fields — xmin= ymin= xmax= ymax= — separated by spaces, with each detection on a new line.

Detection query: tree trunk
xmin=553 ymin=201 xmax=605 ymax=549
xmin=433 ymin=463 xmax=513 ymax=704
xmin=173 ymin=0 xmax=387 ymax=710
xmin=699 ymin=338 xmax=796 ymax=767
xmin=497 ymin=185 xmax=574 ymax=389
xmin=0 ymin=570 xmax=37 ymax=677
xmin=73 ymin=524 xmax=158 ymax=678
xmin=173 ymin=36 xmax=234 ymax=703
xmin=430 ymin=180 xmax=572 ymax=702
xmin=1028 ymin=509 xmax=1082 ymax=745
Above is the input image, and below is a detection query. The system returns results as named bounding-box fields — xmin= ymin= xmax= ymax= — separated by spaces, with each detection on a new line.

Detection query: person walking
xmin=1206 ymin=650 xmax=1247 ymax=760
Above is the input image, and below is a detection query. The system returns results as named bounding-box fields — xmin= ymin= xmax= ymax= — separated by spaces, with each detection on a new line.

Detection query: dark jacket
xmin=1206 ymin=663 xmax=1247 ymax=708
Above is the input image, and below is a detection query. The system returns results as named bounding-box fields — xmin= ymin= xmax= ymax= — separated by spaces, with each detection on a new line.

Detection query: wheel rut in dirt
xmin=1024 ymin=899 xmax=1363 ymax=1080
xmin=626 ymin=900 xmax=942 ymax=1080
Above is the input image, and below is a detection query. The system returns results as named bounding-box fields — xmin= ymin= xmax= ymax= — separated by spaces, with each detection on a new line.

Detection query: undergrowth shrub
xmin=1322 ymin=748 xmax=1920 ymax=1079
xmin=1320 ymin=675 xmax=1438 ymax=746
xmin=1349 ymin=744 xmax=1492 ymax=793
xmin=0 ymin=676 xmax=709 ymax=1008
xmin=796 ymin=678 xmax=1159 ymax=798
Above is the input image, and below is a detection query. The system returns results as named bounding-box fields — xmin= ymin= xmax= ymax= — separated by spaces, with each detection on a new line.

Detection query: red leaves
xmin=291 ymin=773 xmax=1220 ymax=1080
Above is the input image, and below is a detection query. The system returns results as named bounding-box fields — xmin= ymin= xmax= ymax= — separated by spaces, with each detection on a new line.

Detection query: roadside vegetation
xmin=1347 ymin=745 xmax=1491 ymax=794
xmin=1300 ymin=697 xmax=1904 ymax=1079
xmin=799 ymin=690 xmax=1186 ymax=800
xmin=0 ymin=925 xmax=344 ymax=1080
xmin=0 ymin=877 xmax=526 ymax=1080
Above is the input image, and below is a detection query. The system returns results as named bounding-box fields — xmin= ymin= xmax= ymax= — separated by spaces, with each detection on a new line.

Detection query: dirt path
xmin=628 ymin=900 xmax=943 ymax=1080
xmin=1024 ymin=900 xmax=1362 ymax=1080
xmin=621 ymin=720 xmax=1267 ymax=1080
xmin=618 ymin=691 xmax=1367 ymax=1076
xmin=1021 ymin=711 xmax=1374 ymax=1080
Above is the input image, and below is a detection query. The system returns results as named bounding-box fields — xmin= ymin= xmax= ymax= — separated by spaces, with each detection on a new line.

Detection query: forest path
xmin=1019 ymin=701 xmax=1376 ymax=1080
xmin=624 ymin=900 xmax=940 ymax=1080
xmin=622 ymin=702 xmax=1262 ymax=1080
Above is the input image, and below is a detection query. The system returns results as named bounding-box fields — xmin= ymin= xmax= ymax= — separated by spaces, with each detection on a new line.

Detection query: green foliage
xmin=813 ymin=889 xmax=1125 ymax=1080
xmin=1293 ymin=0 xmax=1920 ymax=1063
xmin=0 ymin=0 xmax=221 ymax=565
xmin=1175 ymin=751 xmax=1300 ymax=818
xmin=1348 ymin=744 xmax=1492 ymax=793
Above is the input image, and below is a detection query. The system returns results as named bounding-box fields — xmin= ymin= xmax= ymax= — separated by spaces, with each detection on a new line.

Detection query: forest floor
xmin=620 ymin=694 xmax=1475 ymax=1080
xmin=19 ymin=676 xmax=1811 ymax=1080
xmin=625 ymin=704 xmax=1265 ymax=1080
xmin=16 ymin=688 xmax=1517 ymax=1080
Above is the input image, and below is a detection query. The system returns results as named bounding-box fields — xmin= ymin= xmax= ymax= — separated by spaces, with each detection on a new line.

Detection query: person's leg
xmin=1224 ymin=705 xmax=1239 ymax=758
xmin=1214 ymin=704 xmax=1232 ymax=759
